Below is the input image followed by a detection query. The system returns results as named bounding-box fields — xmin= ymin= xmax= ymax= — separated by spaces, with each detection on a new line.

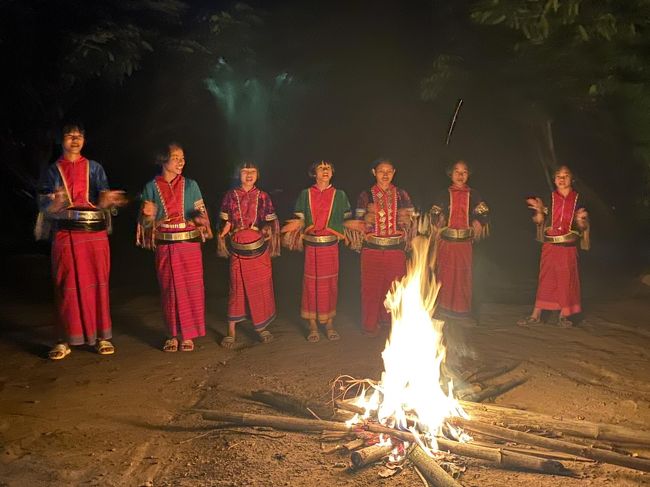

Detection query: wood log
xmin=350 ymin=444 xmax=394 ymax=469
xmin=196 ymin=409 xmax=352 ymax=433
xmin=408 ymin=445 xmax=462 ymax=487
xmin=460 ymin=401 xmax=650 ymax=446
xmin=453 ymin=417 xmax=650 ymax=472
xmin=334 ymin=403 xmax=571 ymax=475
xmin=463 ymin=377 xmax=527 ymax=403
xmin=197 ymin=408 xmax=570 ymax=475
xmin=470 ymin=441 xmax=595 ymax=463
xmin=251 ymin=389 xmax=333 ymax=420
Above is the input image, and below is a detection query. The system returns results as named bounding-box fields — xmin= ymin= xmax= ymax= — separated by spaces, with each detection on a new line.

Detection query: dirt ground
xmin=1 ymin=251 xmax=650 ymax=487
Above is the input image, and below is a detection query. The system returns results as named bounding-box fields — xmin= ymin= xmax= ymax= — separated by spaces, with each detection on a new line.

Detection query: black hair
xmin=308 ymin=160 xmax=335 ymax=178
xmin=446 ymin=159 xmax=471 ymax=177
xmin=60 ymin=122 xmax=86 ymax=138
xmin=371 ymin=158 xmax=395 ymax=171
xmin=155 ymin=142 xmax=183 ymax=166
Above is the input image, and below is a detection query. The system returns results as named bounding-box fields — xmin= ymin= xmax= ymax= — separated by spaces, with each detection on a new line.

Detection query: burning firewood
xmin=194 ymin=408 xmax=573 ymax=476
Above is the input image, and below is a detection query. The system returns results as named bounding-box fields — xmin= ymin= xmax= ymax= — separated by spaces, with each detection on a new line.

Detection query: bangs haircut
xmin=308 ymin=160 xmax=334 ymax=178
xmin=155 ymin=142 xmax=183 ymax=166
xmin=446 ymin=159 xmax=471 ymax=177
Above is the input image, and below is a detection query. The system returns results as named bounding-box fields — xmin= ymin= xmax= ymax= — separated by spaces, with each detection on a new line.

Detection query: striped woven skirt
xmin=52 ymin=229 xmax=112 ymax=345
xmin=155 ymin=241 xmax=206 ymax=340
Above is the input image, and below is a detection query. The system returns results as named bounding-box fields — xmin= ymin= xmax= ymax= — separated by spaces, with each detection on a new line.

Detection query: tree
xmin=422 ymin=0 xmax=650 ymax=225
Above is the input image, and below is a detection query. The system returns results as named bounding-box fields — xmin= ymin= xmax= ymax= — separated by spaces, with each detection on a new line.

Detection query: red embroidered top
xmin=547 ymin=190 xmax=579 ymax=236
xmin=57 ymin=156 xmax=94 ymax=208
xmin=308 ymin=185 xmax=336 ymax=236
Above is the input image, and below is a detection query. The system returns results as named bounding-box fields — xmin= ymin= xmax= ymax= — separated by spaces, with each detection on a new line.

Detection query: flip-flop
xmin=163 ymin=338 xmax=178 ymax=352
xmin=516 ymin=316 xmax=542 ymax=327
xmin=325 ymin=328 xmax=340 ymax=341
xmin=220 ymin=336 xmax=236 ymax=349
xmin=96 ymin=340 xmax=115 ymax=355
xmin=258 ymin=330 xmax=274 ymax=344
xmin=306 ymin=329 xmax=320 ymax=343
xmin=48 ymin=343 xmax=71 ymax=361
xmin=557 ymin=317 xmax=574 ymax=328
xmin=180 ymin=339 xmax=194 ymax=352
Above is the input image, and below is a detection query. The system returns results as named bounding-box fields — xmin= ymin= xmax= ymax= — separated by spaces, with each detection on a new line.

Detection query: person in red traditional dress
xmin=347 ymin=159 xmax=415 ymax=337
xmin=430 ymin=160 xmax=489 ymax=321
xmin=137 ymin=143 xmax=212 ymax=352
xmin=517 ymin=165 xmax=590 ymax=328
xmin=36 ymin=123 xmax=127 ymax=360
xmin=217 ymin=162 xmax=280 ymax=349
xmin=282 ymin=161 xmax=352 ymax=342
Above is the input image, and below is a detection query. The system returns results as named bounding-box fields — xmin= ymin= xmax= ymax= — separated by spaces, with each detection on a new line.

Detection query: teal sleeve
xmin=294 ymin=189 xmax=307 ymax=215
xmin=340 ymin=190 xmax=352 ymax=218
xmin=141 ymin=181 xmax=155 ymax=202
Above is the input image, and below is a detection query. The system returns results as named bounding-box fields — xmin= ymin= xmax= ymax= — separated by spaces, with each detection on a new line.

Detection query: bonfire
xmin=195 ymin=235 xmax=650 ymax=485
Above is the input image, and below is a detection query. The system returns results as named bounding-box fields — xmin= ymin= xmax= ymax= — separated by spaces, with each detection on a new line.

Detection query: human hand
xmin=99 ymin=190 xmax=127 ymax=209
xmin=142 ymin=201 xmax=157 ymax=218
xmin=219 ymin=221 xmax=232 ymax=238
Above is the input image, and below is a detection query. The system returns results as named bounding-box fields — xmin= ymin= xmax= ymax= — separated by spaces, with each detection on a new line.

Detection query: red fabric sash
xmin=308 ymin=185 xmax=335 ymax=236
xmin=547 ymin=190 xmax=578 ymax=236
xmin=534 ymin=243 xmax=581 ymax=315
xmin=301 ymin=244 xmax=339 ymax=321
xmin=155 ymin=175 xmax=186 ymax=226
xmin=155 ymin=241 xmax=206 ymax=339
xmin=371 ymin=184 xmax=399 ymax=236
xmin=228 ymin=248 xmax=276 ymax=328
xmin=448 ymin=185 xmax=470 ymax=229
xmin=436 ymin=239 xmax=473 ymax=314
xmin=52 ymin=230 xmax=111 ymax=344
xmin=57 ymin=156 xmax=94 ymax=208
xmin=361 ymin=247 xmax=406 ymax=331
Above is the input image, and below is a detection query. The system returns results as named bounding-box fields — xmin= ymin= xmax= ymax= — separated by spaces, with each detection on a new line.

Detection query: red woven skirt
xmin=360 ymin=247 xmax=406 ymax=332
xmin=155 ymin=242 xmax=206 ymax=340
xmin=436 ymin=239 xmax=473 ymax=314
xmin=534 ymin=243 xmax=581 ymax=316
xmin=228 ymin=248 xmax=276 ymax=330
xmin=301 ymin=243 xmax=339 ymax=322
xmin=51 ymin=229 xmax=112 ymax=345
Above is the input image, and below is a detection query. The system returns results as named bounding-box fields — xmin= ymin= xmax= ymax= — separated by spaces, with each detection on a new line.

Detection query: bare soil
xmin=1 ymin=252 xmax=649 ymax=487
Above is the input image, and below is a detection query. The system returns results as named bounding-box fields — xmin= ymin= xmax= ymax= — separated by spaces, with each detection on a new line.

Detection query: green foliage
xmin=465 ymin=0 xmax=650 ymax=212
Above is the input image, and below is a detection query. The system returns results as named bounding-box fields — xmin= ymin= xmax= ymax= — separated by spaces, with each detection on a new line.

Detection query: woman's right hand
xmin=219 ymin=221 xmax=232 ymax=238
xmin=142 ymin=201 xmax=157 ymax=218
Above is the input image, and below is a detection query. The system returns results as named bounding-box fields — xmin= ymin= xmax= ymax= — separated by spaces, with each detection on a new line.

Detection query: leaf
xmin=577 ymin=24 xmax=589 ymax=41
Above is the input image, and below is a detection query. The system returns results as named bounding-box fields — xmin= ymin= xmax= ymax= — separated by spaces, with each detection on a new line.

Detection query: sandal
xmin=48 ymin=343 xmax=71 ymax=361
xmin=325 ymin=327 xmax=340 ymax=341
xmin=163 ymin=338 xmax=178 ymax=352
xmin=306 ymin=329 xmax=320 ymax=343
xmin=516 ymin=316 xmax=542 ymax=327
xmin=258 ymin=330 xmax=274 ymax=344
xmin=220 ymin=336 xmax=236 ymax=349
xmin=180 ymin=339 xmax=194 ymax=352
xmin=96 ymin=340 xmax=115 ymax=355
xmin=557 ymin=316 xmax=574 ymax=328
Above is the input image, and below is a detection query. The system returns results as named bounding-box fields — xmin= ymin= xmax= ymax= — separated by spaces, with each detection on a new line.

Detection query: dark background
xmin=1 ymin=0 xmax=647 ymax=317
